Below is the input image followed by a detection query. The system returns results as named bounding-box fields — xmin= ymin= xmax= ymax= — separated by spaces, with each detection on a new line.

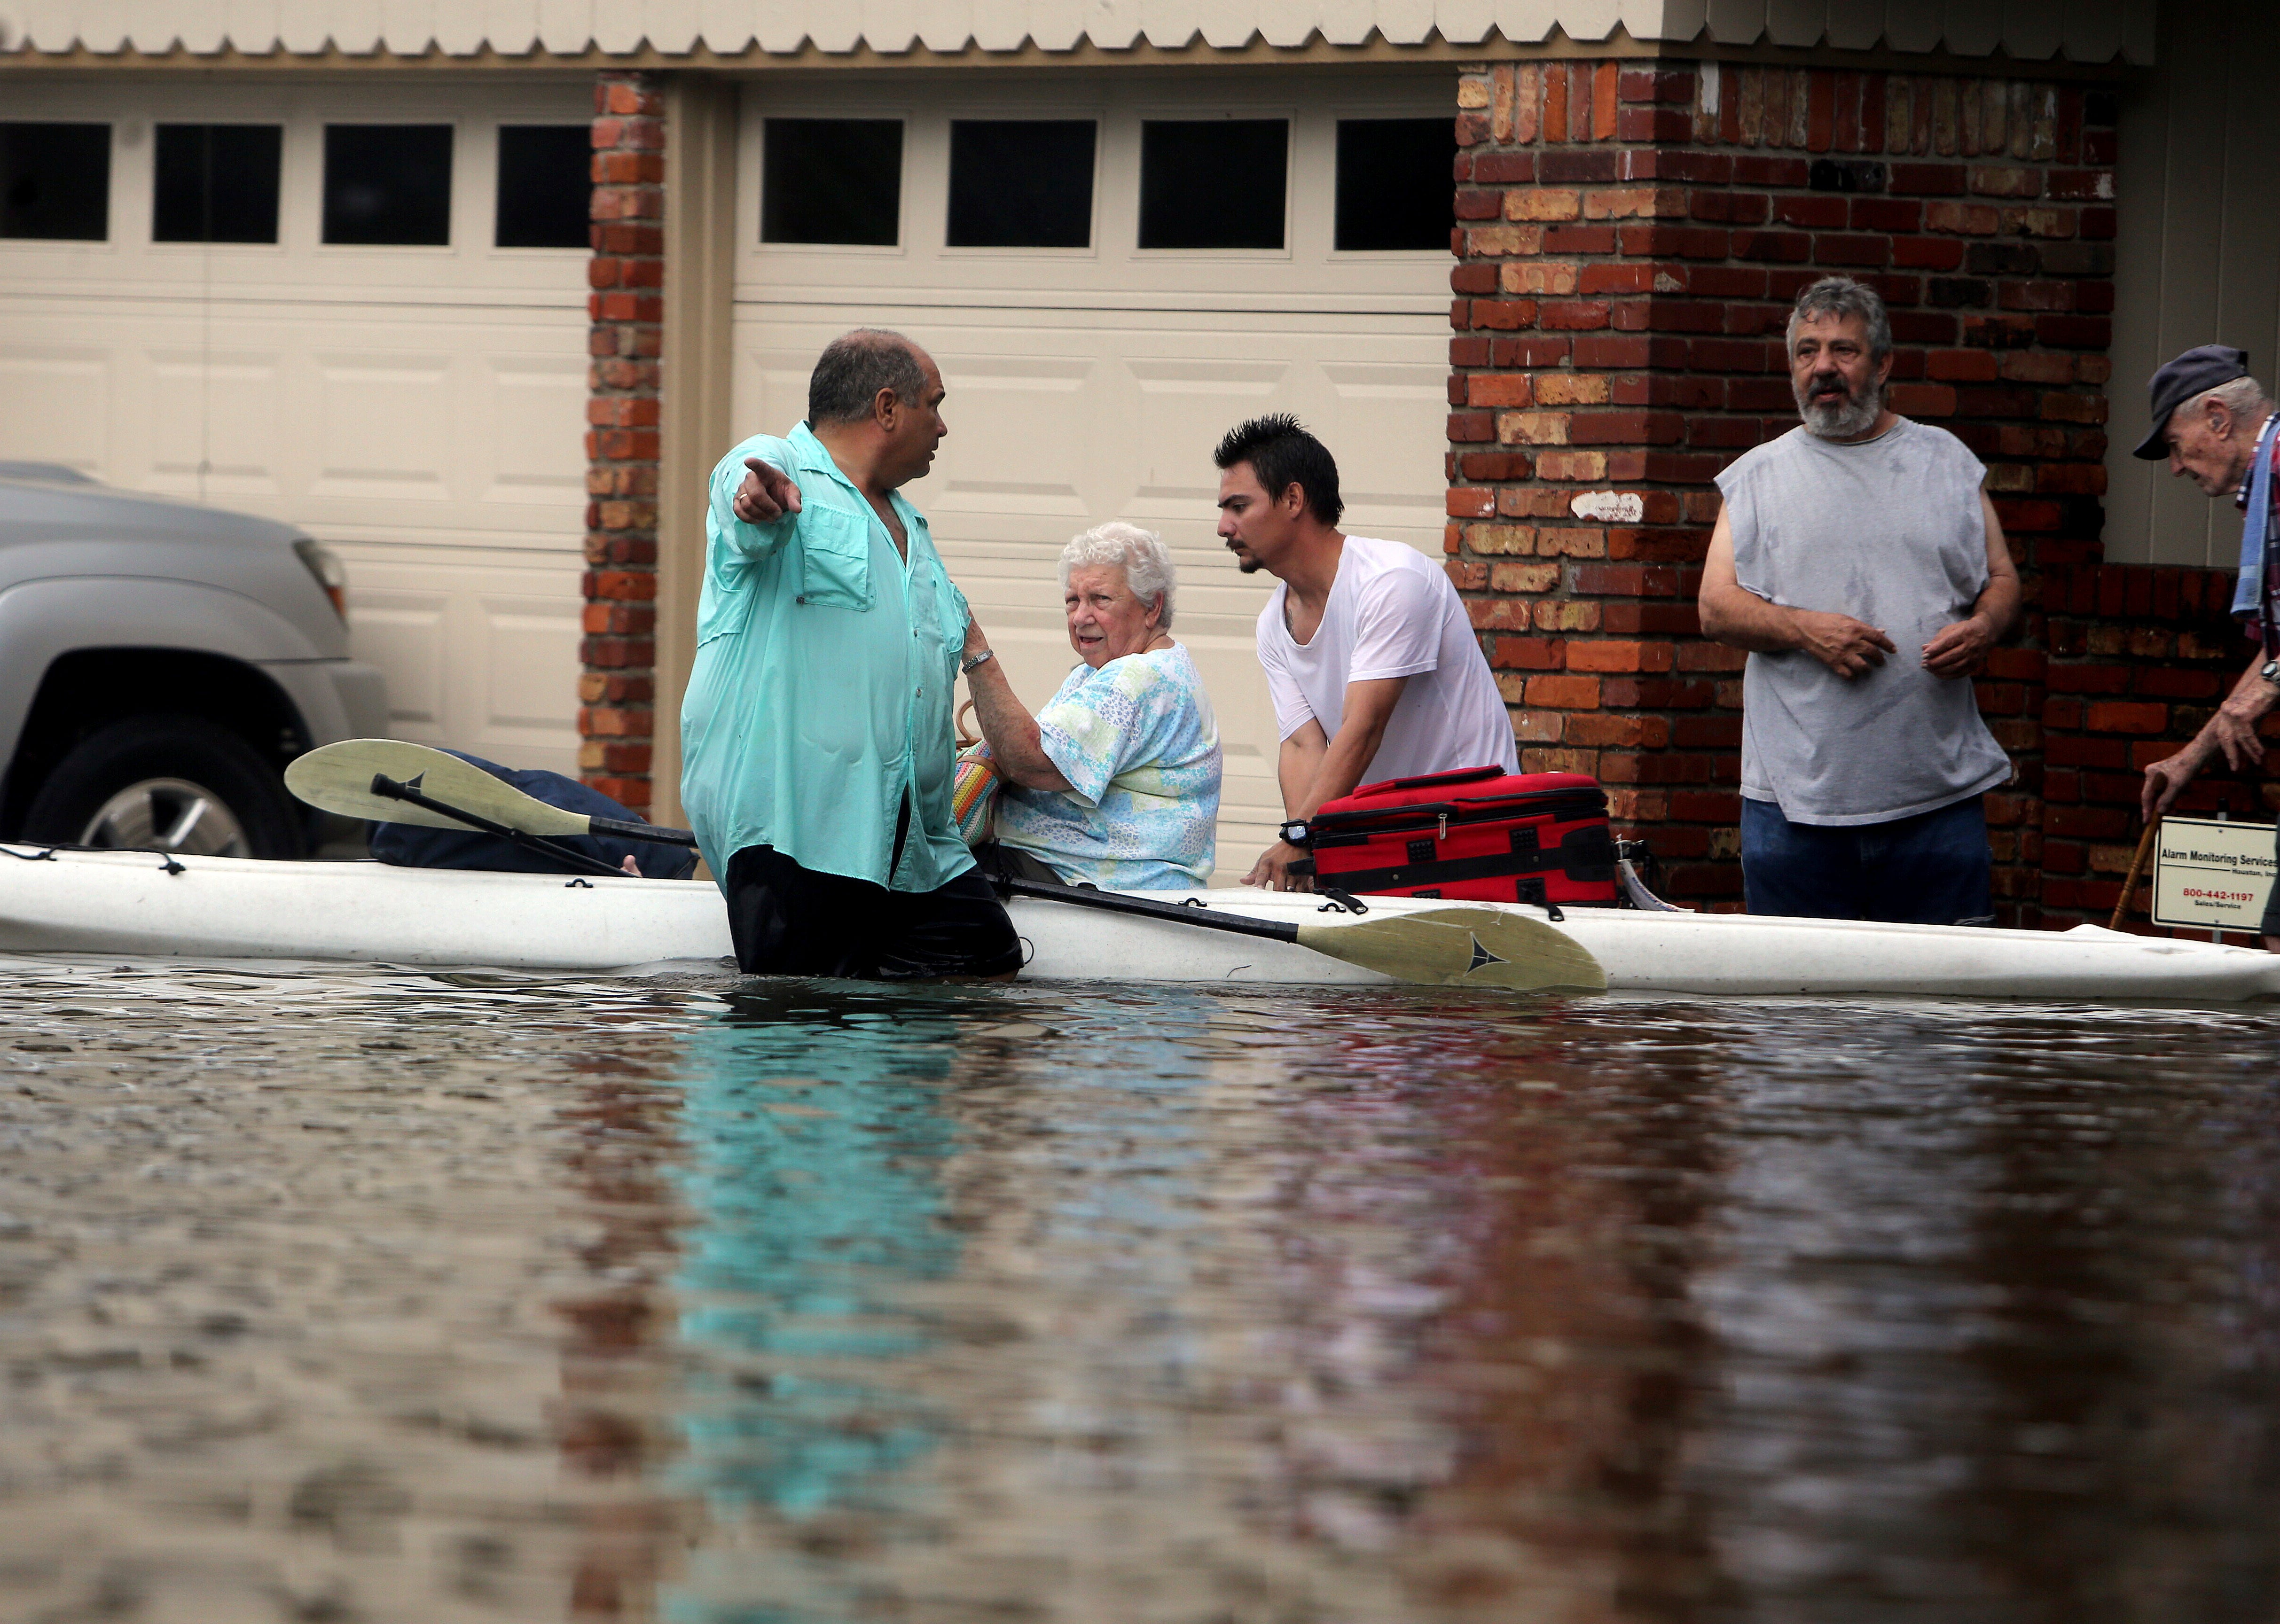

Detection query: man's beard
xmin=1235 ymin=554 xmax=1261 ymax=574
xmin=1796 ymin=372 xmax=1883 ymax=439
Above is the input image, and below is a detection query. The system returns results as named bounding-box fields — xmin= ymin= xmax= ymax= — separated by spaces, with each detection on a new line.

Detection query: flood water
xmin=3 ymin=957 xmax=2279 ymax=1624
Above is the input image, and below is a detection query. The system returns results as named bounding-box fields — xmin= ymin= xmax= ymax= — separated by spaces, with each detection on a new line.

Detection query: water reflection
xmin=552 ymin=1048 xmax=699 ymax=1617
xmin=671 ymin=988 xmax=965 ymax=1518
xmin=1678 ymin=1004 xmax=2280 ymax=1623
xmin=650 ymin=991 xmax=2280 ymax=1624
xmin=4 ymin=960 xmax=2280 ymax=1623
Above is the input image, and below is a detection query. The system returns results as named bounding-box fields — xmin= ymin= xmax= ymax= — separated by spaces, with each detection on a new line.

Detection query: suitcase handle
xmin=1305 ymin=789 xmax=1606 ymax=840
xmin=1451 ymin=790 xmax=1605 ymax=810
xmin=1302 ymin=800 xmax=1462 ymax=836
xmin=1367 ymin=765 xmax=1507 ymax=793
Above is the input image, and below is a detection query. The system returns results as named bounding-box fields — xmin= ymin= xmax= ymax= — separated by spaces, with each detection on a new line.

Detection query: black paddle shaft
xmin=993 ymin=875 xmax=1303 ymax=944
xmin=368 ymin=774 xmax=631 ymax=880
xmin=588 ymin=813 xmax=698 ymax=848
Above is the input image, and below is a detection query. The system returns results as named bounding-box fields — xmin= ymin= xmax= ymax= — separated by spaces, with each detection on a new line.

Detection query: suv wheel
xmin=21 ymin=717 xmax=305 ymax=859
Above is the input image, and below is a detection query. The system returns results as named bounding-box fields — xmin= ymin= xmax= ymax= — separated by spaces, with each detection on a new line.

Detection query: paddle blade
xmin=284 ymin=740 xmax=593 ymax=837
xmin=1294 ymin=907 xmax=1605 ymax=992
xmin=1410 ymin=906 xmax=1608 ymax=992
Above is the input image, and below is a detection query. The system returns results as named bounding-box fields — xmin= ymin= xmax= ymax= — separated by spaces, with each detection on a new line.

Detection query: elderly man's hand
xmin=732 ymin=457 xmax=802 ymax=524
xmin=2209 ymin=700 xmax=2271 ymax=773
xmin=2140 ymin=751 xmax=2200 ymax=821
xmin=1244 ymin=839 xmax=1315 ymax=893
xmin=1921 ymin=613 xmax=1997 ymax=679
xmin=1793 ymin=609 xmax=1896 ymax=679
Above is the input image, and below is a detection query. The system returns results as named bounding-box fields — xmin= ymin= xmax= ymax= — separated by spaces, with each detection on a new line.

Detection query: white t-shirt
xmin=1255 ymin=534 xmax=1519 ymax=784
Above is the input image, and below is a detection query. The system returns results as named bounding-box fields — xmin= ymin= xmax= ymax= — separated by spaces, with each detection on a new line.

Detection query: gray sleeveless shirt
xmin=1716 ymin=418 xmax=2011 ymax=826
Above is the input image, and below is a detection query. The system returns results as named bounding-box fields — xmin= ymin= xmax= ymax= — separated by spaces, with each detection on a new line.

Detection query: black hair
xmin=1212 ymin=413 xmax=1343 ymax=528
xmin=808 ymin=329 xmax=927 ymax=426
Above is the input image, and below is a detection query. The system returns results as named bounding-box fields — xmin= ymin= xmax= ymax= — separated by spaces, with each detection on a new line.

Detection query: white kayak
xmin=2 ymin=845 xmax=2275 ymax=1002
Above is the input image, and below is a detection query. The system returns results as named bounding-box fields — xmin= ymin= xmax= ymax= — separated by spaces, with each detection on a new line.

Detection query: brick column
xmin=581 ymin=71 xmax=665 ymax=812
xmin=1449 ymin=63 xmax=2118 ymax=920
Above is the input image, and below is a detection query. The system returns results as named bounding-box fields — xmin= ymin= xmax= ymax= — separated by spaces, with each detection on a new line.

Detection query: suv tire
xmin=21 ymin=716 xmax=305 ymax=859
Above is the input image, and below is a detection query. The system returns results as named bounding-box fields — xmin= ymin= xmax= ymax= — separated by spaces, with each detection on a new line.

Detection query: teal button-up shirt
xmin=680 ymin=423 xmax=974 ymax=894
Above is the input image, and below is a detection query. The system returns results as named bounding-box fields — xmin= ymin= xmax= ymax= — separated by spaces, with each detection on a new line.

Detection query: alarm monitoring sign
xmin=2151 ymin=817 xmax=2278 ymax=930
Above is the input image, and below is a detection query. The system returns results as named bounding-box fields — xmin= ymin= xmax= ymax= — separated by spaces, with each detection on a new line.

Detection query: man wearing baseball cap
xmin=2133 ymin=344 xmax=2280 ymax=948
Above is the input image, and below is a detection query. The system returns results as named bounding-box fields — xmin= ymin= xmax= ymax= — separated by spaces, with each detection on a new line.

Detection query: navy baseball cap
xmin=2133 ymin=344 xmax=2252 ymax=459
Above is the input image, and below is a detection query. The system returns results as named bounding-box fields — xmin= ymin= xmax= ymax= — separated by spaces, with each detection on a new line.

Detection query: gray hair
xmin=2188 ymin=375 xmax=2274 ymax=429
xmin=1787 ymin=275 xmax=1893 ymax=361
xmin=807 ymin=328 xmax=926 ymax=426
xmin=1058 ymin=522 xmax=1176 ymax=630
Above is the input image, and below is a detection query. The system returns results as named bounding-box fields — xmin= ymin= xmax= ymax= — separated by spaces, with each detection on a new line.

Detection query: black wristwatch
xmin=1280 ymin=820 xmax=1310 ymax=846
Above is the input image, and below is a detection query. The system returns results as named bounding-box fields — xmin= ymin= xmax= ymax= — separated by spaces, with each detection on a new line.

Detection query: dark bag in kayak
xmin=368 ymin=750 xmax=696 ymax=879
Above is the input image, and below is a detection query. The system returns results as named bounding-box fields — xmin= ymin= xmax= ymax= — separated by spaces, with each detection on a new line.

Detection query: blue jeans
xmin=1740 ymin=794 xmax=1993 ymax=925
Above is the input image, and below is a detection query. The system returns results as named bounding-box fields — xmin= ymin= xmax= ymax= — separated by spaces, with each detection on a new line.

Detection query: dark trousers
xmin=721 ymin=845 xmax=1023 ymax=979
xmin=1741 ymin=793 xmax=1994 ymax=925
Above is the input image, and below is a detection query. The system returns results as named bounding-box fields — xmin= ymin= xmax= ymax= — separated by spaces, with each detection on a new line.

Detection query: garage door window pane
xmin=1138 ymin=120 xmax=1285 ymax=250
xmin=763 ymin=119 xmax=901 ymax=246
xmin=323 ymin=125 xmax=453 ymax=246
xmin=154 ymin=124 xmax=282 ymax=244
xmin=947 ymin=120 xmax=1095 ymax=249
xmin=0 ymin=123 xmax=110 ymax=241
xmin=496 ymin=125 xmax=591 ymax=249
xmin=1335 ymin=119 xmax=1454 ymax=252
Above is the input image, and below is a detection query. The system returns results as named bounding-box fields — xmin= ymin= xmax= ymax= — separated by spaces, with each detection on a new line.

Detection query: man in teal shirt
xmin=680 ymin=329 xmax=1019 ymax=978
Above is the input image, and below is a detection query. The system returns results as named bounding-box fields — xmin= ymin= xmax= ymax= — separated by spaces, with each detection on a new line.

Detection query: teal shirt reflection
xmin=669 ymin=988 xmax=965 ymax=1518
xmin=663 ymin=981 xmax=1221 ymax=1611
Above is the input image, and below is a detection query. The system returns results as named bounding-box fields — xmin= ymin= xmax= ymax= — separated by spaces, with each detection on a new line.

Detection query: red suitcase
xmin=1284 ymin=765 xmax=1618 ymax=907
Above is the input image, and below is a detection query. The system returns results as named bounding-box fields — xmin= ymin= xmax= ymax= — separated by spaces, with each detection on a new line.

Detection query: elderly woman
xmin=958 ymin=522 xmax=1221 ymax=889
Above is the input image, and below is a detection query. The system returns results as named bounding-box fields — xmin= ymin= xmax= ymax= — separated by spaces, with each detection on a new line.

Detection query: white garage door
xmin=728 ymin=69 xmax=1456 ymax=882
xmin=0 ymin=77 xmax=592 ymax=774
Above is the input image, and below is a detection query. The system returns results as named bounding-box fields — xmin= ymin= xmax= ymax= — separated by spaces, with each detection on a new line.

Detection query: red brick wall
xmin=581 ymin=70 xmax=665 ymax=813
xmin=1448 ymin=62 xmax=2119 ymax=917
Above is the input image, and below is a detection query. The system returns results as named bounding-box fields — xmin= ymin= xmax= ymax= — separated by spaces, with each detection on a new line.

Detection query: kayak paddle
xmin=992 ymin=876 xmax=1606 ymax=993
xmin=287 ymin=739 xmax=701 ymax=846
xmin=289 ymin=741 xmax=1607 ymax=990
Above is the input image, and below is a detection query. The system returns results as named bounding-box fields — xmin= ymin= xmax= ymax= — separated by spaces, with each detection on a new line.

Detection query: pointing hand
xmin=733 ymin=458 xmax=803 ymax=524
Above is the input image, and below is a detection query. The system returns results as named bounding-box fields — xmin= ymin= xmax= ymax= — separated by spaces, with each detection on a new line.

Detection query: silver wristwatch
xmin=2260 ymin=658 xmax=2280 ymax=686
xmin=960 ymin=648 xmax=995 ymax=676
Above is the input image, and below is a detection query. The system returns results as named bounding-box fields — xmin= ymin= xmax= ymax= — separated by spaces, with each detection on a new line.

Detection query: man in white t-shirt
xmin=1214 ymin=414 xmax=1519 ymax=890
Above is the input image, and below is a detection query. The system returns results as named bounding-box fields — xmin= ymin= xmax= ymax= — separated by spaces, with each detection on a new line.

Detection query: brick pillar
xmin=1449 ymin=63 xmax=2118 ymax=920
xmin=581 ymin=71 xmax=665 ymax=812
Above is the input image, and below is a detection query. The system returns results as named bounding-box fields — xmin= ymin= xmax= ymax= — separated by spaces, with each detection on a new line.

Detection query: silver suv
xmin=0 ymin=463 xmax=387 ymax=858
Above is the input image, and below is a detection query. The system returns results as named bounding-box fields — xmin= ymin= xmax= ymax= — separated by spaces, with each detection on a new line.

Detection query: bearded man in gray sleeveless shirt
xmin=1698 ymin=277 xmax=2021 ymax=924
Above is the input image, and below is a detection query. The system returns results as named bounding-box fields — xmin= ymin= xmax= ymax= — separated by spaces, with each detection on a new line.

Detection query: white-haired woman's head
xmin=1058 ymin=522 xmax=1177 ymax=668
